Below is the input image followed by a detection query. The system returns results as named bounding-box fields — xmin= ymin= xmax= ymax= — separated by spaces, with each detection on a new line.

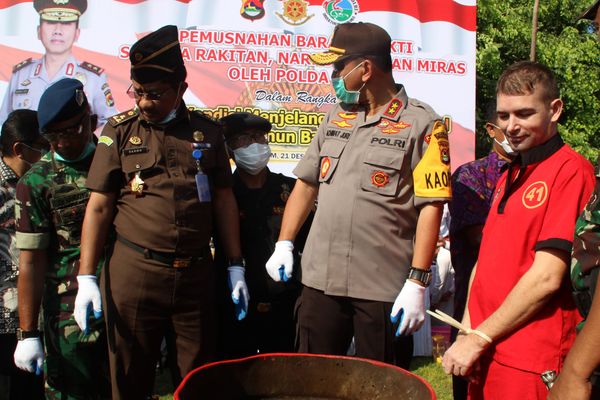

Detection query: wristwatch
xmin=407 ymin=266 xmax=432 ymax=287
xmin=16 ymin=328 xmax=41 ymax=341
xmin=228 ymin=257 xmax=245 ymax=267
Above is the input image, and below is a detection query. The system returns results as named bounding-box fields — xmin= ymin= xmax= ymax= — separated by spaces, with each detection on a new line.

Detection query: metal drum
xmin=175 ymin=353 xmax=436 ymax=400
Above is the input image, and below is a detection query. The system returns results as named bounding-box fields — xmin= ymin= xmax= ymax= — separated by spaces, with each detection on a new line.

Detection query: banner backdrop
xmin=0 ymin=0 xmax=476 ymax=175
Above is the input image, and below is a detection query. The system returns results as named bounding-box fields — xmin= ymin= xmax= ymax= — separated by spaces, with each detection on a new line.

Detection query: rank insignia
xmin=383 ymin=98 xmax=403 ymax=119
xmin=320 ymin=156 xmax=331 ymax=178
xmin=331 ymin=119 xmax=352 ymax=129
xmin=371 ymin=171 xmax=390 ymax=187
xmin=338 ymin=112 xmax=357 ymax=120
xmin=193 ymin=131 xmax=204 ymax=142
xmin=130 ymin=172 xmax=145 ymax=196
xmin=129 ymin=136 xmax=142 ymax=145
xmin=20 ymin=79 xmax=31 ymax=86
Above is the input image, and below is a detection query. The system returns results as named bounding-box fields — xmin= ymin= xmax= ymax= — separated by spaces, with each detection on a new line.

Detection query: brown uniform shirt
xmin=294 ymin=85 xmax=451 ymax=302
xmin=86 ymin=104 xmax=233 ymax=255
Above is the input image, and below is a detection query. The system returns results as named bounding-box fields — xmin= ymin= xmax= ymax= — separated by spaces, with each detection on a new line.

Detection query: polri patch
xmin=320 ymin=156 xmax=331 ymax=178
xmin=371 ymin=171 xmax=390 ymax=187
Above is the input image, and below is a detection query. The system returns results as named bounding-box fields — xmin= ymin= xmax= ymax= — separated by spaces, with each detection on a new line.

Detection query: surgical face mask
xmin=54 ymin=141 xmax=96 ymax=163
xmin=331 ymin=61 xmax=365 ymax=104
xmin=233 ymin=143 xmax=271 ymax=175
xmin=494 ymin=136 xmax=517 ymax=156
xmin=158 ymin=108 xmax=178 ymax=125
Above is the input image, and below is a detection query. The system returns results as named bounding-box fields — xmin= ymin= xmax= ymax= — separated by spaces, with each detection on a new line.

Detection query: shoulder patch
xmin=13 ymin=58 xmax=33 ymax=73
xmin=79 ymin=61 xmax=104 ymax=75
xmin=109 ymin=109 xmax=138 ymax=127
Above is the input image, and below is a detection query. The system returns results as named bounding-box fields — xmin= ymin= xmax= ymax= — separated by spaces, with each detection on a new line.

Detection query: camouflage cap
xmin=38 ymin=78 xmax=88 ymax=131
xmin=34 ymin=0 xmax=87 ymax=22
xmin=220 ymin=112 xmax=272 ymax=141
xmin=129 ymin=25 xmax=186 ymax=84
xmin=309 ymin=22 xmax=391 ymax=66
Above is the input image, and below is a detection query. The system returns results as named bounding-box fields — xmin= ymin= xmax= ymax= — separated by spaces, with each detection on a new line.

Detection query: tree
xmin=476 ymin=0 xmax=600 ymax=162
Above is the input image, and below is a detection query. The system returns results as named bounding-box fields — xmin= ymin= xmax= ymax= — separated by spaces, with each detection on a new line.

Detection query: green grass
xmin=154 ymin=356 xmax=452 ymax=399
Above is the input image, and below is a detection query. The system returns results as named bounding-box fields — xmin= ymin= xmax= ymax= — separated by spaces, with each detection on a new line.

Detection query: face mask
xmin=54 ymin=141 xmax=96 ymax=163
xmin=157 ymin=83 xmax=182 ymax=125
xmin=494 ymin=136 xmax=517 ymax=156
xmin=332 ymin=61 xmax=365 ymax=104
xmin=233 ymin=143 xmax=271 ymax=175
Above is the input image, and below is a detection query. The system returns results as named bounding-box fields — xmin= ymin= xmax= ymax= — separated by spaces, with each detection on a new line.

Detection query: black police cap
xmin=38 ymin=78 xmax=88 ymax=132
xmin=34 ymin=0 xmax=87 ymax=22
xmin=220 ymin=112 xmax=272 ymax=141
xmin=130 ymin=25 xmax=186 ymax=84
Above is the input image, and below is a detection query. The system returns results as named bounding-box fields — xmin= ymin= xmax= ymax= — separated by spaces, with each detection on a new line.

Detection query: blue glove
xmin=227 ymin=266 xmax=249 ymax=321
xmin=390 ymin=280 xmax=426 ymax=336
xmin=74 ymin=275 xmax=103 ymax=334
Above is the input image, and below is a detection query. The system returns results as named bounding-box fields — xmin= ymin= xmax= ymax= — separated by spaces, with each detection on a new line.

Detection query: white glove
xmin=14 ymin=337 xmax=44 ymax=375
xmin=390 ymin=280 xmax=426 ymax=336
xmin=265 ymin=240 xmax=294 ymax=282
xmin=228 ymin=266 xmax=249 ymax=321
xmin=74 ymin=275 xmax=102 ymax=334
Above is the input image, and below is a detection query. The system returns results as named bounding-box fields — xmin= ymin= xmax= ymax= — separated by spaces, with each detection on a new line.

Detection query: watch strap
xmin=16 ymin=328 xmax=41 ymax=340
xmin=408 ymin=266 xmax=432 ymax=287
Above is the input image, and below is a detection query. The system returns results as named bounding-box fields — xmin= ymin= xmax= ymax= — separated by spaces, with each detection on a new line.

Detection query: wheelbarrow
xmin=175 ymin=353 xmax=436 ymax=400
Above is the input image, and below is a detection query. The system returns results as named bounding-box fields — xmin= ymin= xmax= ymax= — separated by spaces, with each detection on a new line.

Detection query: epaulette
xmin=13 ymin=58 xmax=33 ymax=73
xmin=191 ymin=109 xmax=219 ymax=125
xmin=79 ymin=61 xmax=104 ymax=75
xmin=109 ymin=109 xmax=138 ymax=127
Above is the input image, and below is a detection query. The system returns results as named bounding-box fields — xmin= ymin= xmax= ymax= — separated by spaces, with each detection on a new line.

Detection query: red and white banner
xmin=0 ymin=0 xmax=476 ymax=174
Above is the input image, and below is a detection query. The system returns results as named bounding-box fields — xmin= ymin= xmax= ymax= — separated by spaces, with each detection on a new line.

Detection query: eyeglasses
xmin=127 ymin=84 xmax=172 ymax=101
xmin=20 ymin=142 xmax=49 ymax=155
xmin=42 ymin=113 xmax=87 ymax=142
xmin=228 ymin=132 xmax=268 ymax=149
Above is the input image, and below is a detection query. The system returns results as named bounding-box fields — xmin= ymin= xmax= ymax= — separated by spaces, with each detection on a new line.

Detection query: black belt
xmin=117 ymin=235 xmax=208 ymax=268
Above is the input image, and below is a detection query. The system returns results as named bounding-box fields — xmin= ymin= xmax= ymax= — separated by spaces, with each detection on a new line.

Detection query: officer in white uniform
xmin=0 ymin=0 xmax=117 ymax=129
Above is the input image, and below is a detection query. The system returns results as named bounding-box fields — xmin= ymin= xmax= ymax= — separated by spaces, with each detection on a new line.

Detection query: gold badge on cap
xmin=75 ymin=89 xmax=84 ymax=106
xmin=193 ymin=131 xmax=204 ymax=142
xmin=129 ymin=136 xmax=142 ymax=145
xmin=130 ymin=172 xmax=145 ymax=196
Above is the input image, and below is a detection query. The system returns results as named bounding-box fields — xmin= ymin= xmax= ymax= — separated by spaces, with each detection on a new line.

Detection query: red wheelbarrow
xmin=175 ymin=353 xmax=436 ymax=400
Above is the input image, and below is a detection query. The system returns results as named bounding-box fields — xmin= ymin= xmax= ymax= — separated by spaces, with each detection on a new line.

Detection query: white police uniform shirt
xmin=0 ymin=55 xmax=117 ymax=127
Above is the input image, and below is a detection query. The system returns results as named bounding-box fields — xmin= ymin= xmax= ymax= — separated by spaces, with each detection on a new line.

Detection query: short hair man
xmin=448 ymin=108 xmax=516 ymax=399
xmin=216 ymin=112 xmax=310 ymax=358
xmin=73 ymin=25 xmax=245 ymax=399
xmin=0 ymin=109 xmax=47 ymax=400
xmin=0 ymin=0 xmax=117 ymax=128
xmin=443 ymin=61 xmax=595 ymax=399
xmin=265 ymin=22 xmax=451 ymax=363
xmin=12 ymin=78 xmax=110 ymax=399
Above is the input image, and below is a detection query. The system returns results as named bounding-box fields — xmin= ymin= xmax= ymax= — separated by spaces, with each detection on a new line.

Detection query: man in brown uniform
xmin=72 ymin=25 xmax=246 ymax=399
xmin=265 ymin=22 xmax=452 ymax=363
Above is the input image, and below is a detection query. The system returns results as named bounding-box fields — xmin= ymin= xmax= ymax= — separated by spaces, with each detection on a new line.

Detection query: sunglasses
xmin=42 ymin=113 xmax=87 ymax=142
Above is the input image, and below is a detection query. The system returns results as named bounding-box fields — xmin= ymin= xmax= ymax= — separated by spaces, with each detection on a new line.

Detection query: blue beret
xmin=38 ymin=78 xmax=88 ymax=132
xmin=220 ymin=112 xmax=272 ymax=141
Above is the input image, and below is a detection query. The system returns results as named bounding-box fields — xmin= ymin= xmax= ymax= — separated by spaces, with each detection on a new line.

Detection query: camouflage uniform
xmin=15 ymin=151 xmax=110 ymax=400
xmin=571 ymin=163 xmax=600 ymax=329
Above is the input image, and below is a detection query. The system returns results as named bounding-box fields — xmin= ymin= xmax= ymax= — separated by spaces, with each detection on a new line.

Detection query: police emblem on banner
xmin=276 ymin=0 xmax=314 ymax=26
xmin=240 ymin=0 xmax=266 ymax=21
xmin=322 ymin=0 xmax=359 ymax=24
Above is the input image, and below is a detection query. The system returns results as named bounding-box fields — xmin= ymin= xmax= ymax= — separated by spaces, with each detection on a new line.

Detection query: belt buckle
xmin=172 ymin=257 xmax=192 ymax=268
xmin=256 ymin=302 xmax=272 ymax=313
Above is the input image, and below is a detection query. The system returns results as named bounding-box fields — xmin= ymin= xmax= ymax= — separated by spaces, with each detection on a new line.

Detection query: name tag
xmin=123 ymin=146 xmax=149 ymax=156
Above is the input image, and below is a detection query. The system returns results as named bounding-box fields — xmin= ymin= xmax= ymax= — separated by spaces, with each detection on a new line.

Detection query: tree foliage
xmin=476 ymin=0 xmax=600 ymax=161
